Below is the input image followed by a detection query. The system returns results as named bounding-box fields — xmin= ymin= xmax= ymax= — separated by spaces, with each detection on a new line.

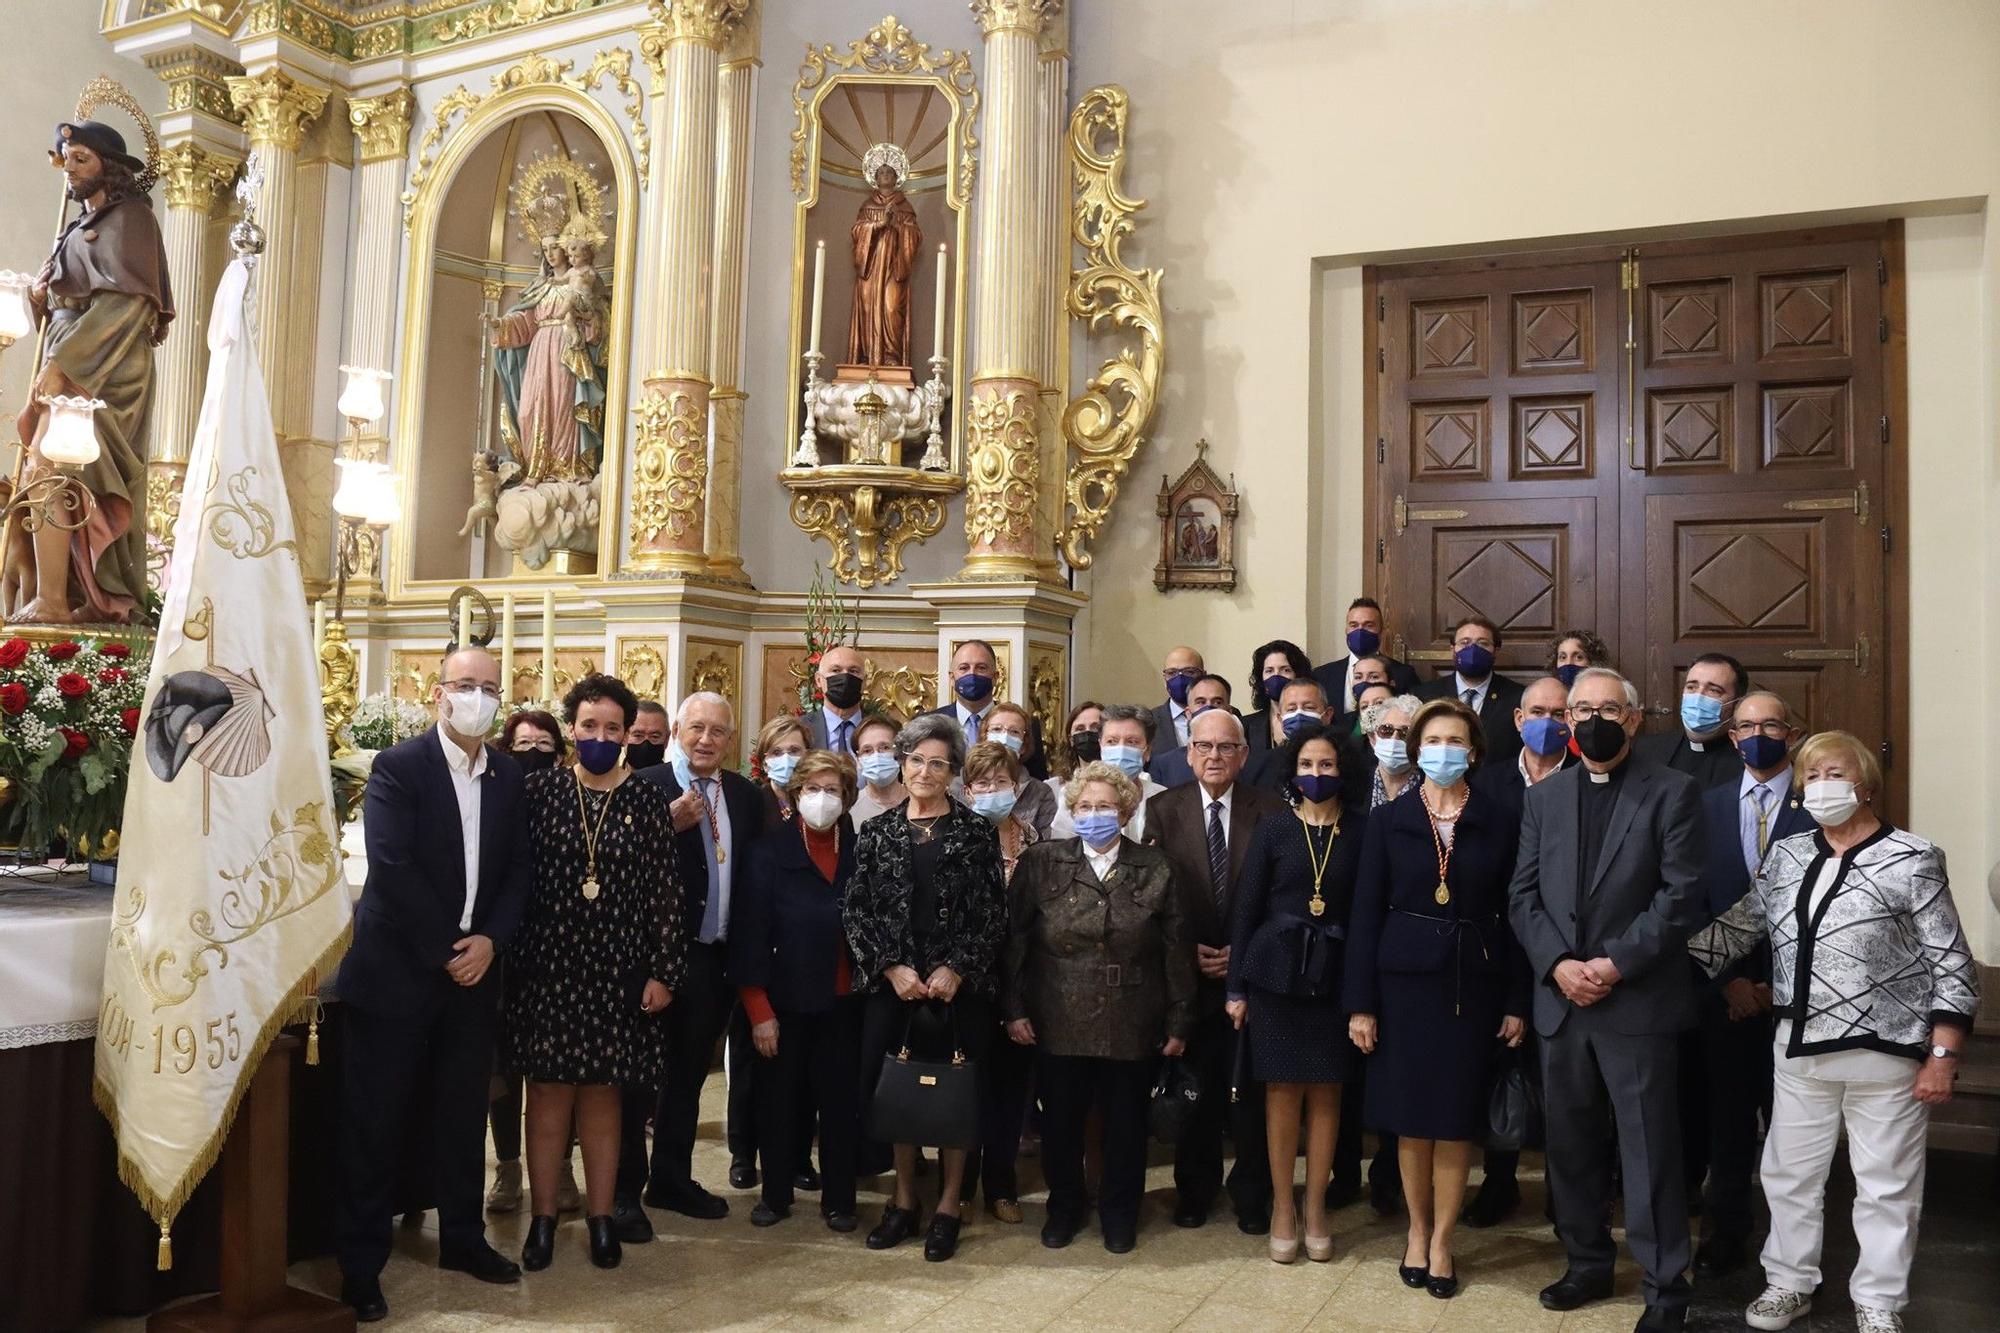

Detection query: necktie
xmin=695 ymin=777 xmax=724 ymax=942
xmin=834 ymin=718 xmax=851 ymax=753
xmin=1743 ymin=783 xmax=1772 ymax=875
xmin=964 ymin=710 xmax=980 ymax=749
xmin=1463 ymin=688 xmax=1478 ymax=709
xmin=1206 ymin=800 xmax=1229 ymax=910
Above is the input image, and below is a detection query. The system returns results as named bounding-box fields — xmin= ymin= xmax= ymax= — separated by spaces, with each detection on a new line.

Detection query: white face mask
xmin=1802 ymin=779 xmax=1861 ymax=827
xmin=797 ymin=790 xmax=844 ymax=831
xmin=440 ymin=687 xmax=498 ymax=740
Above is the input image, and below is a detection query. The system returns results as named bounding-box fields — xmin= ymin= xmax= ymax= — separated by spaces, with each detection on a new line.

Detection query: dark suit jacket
xmin=337 ymin=728 xmax=531 ymax=1013
xmin=1149 ymin=746 xmax=1196 ymax=790
xmin=731 ymin=822 xmax=857 ymax=1014
xmin=1141 ymin=780 xmax=1288 ymax=1012
xmin=1635 ymin=729 xmax=1744 ymax=792
xmin=1150 ymin=701 xmax=1186 ymax=754
xmin=1506 ymin=754 xmax=1708 ymax=1038
xmin=634 ymin=763 xmax=763 ymax=944
xmin=1419 ymin=672 xmax=1527 ymax=766
xmin=1311 ymin=654 xmax=1422 ymax=705
xmin=1693 ymin=775 xmax=1812 ymax=985
xmin=1473 ymin=750 xmax=1577 ymax=827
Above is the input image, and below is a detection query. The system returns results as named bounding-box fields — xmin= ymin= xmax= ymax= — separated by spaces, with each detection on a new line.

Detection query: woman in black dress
xmin=1345 ymin=697 xmax=1527 ymax=1299
xmin=1226 ymin=725 xmax=1363 ymax=1265
xmin=506 ymin=674 xmax=685 ymax=1273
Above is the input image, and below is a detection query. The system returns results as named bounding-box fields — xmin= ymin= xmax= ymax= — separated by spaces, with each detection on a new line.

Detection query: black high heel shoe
xmin=1398 ymin=1262 xmax=1429 ymax=1289
xmin=1425 ymin=1271 xmax=1460 ymax=1299
xmin=522 ymin=1215 xmax=556 ymax=1271
xmin=585 ymin=1214 xmax=621 ymax=1269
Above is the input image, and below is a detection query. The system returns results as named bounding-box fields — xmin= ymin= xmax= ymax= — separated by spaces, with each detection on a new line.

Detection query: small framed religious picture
xmin=1154 ymin=439 xmax=1238 ymax=592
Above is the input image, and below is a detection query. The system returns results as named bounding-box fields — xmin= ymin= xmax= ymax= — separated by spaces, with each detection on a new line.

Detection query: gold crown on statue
xmin=557 ymin=215 xmax=606 ymax=252
xmin=861 ymin=141 xmax=910 ymax=188
xmin=512 ymin=152 xmax=607 ymax=249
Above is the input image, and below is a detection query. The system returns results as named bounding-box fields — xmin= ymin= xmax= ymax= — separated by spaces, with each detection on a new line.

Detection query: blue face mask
xmin=971 ymin=789 xmax=1018 ymax=822
xmin=989 ymin=730 xmax=1024 ymax=755
xmin=1293 ymin=772 xmax=1340 ymax=804
xmin=1521 ymin=716 xmax=1570 ymax=757
xmin=763 ymin=752 xmax=800 ymax=786
xmin=858 ymin=751 xmax=900 ymax=787
xmin=1346 ymin=626 xmax=1382 ymax=659
xmin=1554 ymin=663 xmax=1583 ymax=688
xmin=576 ymin=737 xmax=621 ymax=775
xmin=1074 ymin=810 xmax=1122 ymax=849
xmin=1101 ymin=743 xmax=1144 ymax=779
xmin=1680 ymin=692 xmax=1725 ymax=736
xmin=1418 ymin=743 xmax=1471 ymax=787
xmin=1454 ymin=643 xmax=1495 ymax=679
xmin=1281 ymin=710 xmax=1319 ymax=739
xmin=954 ymin=671 xmax=994 ymax=703
xmin=1736 ymin=733 xmax=1787 ymax=771
xmin=1164 ymin=673 xmax=1194 ymax=706
xmin=667 ymin=738 xmax=694 ymax=789
xmin=1352 ymin=681 xmax=1374 ymax=703
xmin=1261 ymin=673 xmax=1290 ymax=704
xmin=1372 ymin=736 xmax=1410 ymax=773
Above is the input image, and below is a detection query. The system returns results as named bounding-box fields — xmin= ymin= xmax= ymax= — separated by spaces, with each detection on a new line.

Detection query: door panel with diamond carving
xmin=1368 ymin=226 xmax=1894 ymax=767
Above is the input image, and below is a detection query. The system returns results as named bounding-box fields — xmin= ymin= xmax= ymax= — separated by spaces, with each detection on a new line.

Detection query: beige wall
xmin=1070 ymin=0 xmax=2000 ymax=955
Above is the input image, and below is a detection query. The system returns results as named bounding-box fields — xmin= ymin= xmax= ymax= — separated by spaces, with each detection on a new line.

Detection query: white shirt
xmin=1167 ymin=702 xmax=1190 ymax=748
xmin=1453 ymin=673 xmax=1490 ymax=713
xmin=820 ymin=704 xmax=860 ymax=751
xmin=1739 ymin=764 xmax=1793 ymax=872
xmin=1517 ymin=747 xmax=1563 ymax=787
xmin=1084 ymin=837 xmax=1121 ymax=882
xmin=438 ymin=728 xmax=488 ymax=932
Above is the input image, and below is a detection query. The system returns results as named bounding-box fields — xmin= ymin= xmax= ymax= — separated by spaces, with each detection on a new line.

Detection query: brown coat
xmin=1143 ymin=780 xmax=1288 ymax=1014
xmin=1001 ymin=836 xmax=1197 ymax=1062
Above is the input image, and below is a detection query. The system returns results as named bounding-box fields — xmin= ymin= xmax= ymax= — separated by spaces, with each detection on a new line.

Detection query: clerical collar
xmin=1588 ymin=769 xmax=1612 ymax=784
xmin=1688 ymin=739 xmax=1707 ymax=752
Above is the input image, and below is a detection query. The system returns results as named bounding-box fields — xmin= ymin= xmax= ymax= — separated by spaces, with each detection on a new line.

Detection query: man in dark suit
xmin=801 ymin=643 xmax=866 ymax=753
xmin=1312 ymin=596 xmax=1423 ymax=705
xmin=1142 ymin=706 xmax=1287 ymax=1233
xmin=336 ymin=647 xmax=529 ymax=1322
xmin=1244 ymin=677 xmax=1333 ymax=793
xmin=1419 ymin=613 xmax=1526 ymax=767
xmin=1684 ymin=689 xmax=1809 ymax=1279
xmin=1634 ymin=653 xmax=1747 ymax=791
xmin=1147 ymin=673 xmax=1231 ymax=790
xmin=1150 ymin=645 xmax=1207 ymax=754
xmin=618 ymin=691 xmax=764 ymax=1230
xmin=923 ymin=637 xmax=1046 ymax=773
xmin=1508 ymin=667 xmax=1706 ymax=1333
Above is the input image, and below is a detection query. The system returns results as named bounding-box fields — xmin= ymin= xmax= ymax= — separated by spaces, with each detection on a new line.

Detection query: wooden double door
xmin=1366 ymin=225 xmax=1900 ymax=772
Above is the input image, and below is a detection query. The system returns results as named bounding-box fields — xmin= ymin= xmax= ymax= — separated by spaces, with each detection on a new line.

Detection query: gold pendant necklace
xmin=1421 ymin=785 xmax=1464 ymax=906
xmin=1299 ymin=812 xmax=1339 ymax=917
xmin=573 ymin=768 xmax=619 ymax=901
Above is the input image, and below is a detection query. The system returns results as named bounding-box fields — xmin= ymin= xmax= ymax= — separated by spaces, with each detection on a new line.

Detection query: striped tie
xmin=1206 ymin=800 xmax=1229 ymax=910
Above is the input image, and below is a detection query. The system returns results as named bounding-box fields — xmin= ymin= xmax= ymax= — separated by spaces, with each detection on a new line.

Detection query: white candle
xmin=808 ymin=239 xmax=826 ymax=356
xmin=500 ymin=593 xmax=516 ymax=703
xmin=933 ymin=243 xmax=948 ymax=362
xmin=457 ymin=594 xmax=471 ymax=651
xmin=541 ymin=589 xmax=556 ymax=705
xmin=311 ymin=598 xmax=325 ymax=650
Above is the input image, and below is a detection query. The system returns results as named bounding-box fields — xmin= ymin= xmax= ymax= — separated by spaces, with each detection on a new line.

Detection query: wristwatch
xmin=1929 ymin=1044 xmax=1960 ymax=1061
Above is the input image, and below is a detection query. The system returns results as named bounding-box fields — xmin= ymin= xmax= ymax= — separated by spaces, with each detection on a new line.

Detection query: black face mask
xmin=823 ymin=672 xmax=863 ymax=709
xmin=1572 ymin=716 xmax=1629 ymax=765
xmin=1070 ymin=731 xmax=1101 ymax=764
xmin=624 ymin=741 xmax=667 ymax=772
xmin=511 ymin=748 xmax=560 ymax=774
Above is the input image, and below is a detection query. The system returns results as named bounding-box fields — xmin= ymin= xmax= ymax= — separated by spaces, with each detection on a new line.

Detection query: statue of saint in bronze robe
xmin=846 ymin=165 xmax=921 ymax=370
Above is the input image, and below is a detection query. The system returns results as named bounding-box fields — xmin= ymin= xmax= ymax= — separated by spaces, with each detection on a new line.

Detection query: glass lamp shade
xmin=37 ymin=395 xmax=104 ymax=466
xmin=0 ymin=270 xmax=33 ymax=343
xmin=332 ymin=456 xmax=377 ymax=520
xmin=361 ymin=465 xmax=402 ymax=527
xmin=335 ymin=364 xmax=391 ymax=424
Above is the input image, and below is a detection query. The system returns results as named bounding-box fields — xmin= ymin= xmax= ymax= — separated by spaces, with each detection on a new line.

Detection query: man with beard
xmin=8 ymin=121 xmax=172 ymax=624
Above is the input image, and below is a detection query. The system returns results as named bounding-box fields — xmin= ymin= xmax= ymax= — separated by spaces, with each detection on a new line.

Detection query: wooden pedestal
xmin=149 ymin=1035 xmax=354 ymax=1333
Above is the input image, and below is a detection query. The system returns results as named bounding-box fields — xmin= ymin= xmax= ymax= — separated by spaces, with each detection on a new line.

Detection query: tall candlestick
xmin=311 ymin=598 xmax=325 ymax=652
xmin=808 ymin=239 xmax=827 ymax=356
xmin=500 ymin=593 xmax=517 ymax=703
xmin=541 ymin=589 xmax=556 ymax=705
xmin=456 ymin=594 xmax=471 ymax=651
xmin=933 ymin=243 xmax=948 ymax=362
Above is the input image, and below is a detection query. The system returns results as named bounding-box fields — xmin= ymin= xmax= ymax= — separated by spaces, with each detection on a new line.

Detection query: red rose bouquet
xmin=0 ymin=635 xmax=151 ymax=858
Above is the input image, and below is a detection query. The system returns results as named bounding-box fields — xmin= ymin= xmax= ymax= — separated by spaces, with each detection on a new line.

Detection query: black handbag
xmin=1484 ymin=1044 xmax=1543 ymax=1152
xmin=1148 ymin=1055 xmax=1203 ymax=1144
xmin=867 ymin=1003 xmax=980 ymax=1149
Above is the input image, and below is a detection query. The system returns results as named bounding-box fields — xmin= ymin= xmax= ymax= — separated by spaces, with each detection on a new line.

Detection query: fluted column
xmin=629 ymin=0 xmax=747 ymax=573
xmin=1033 ymin=27 xmax=1070 ymax=575
xmin=963 ymin=0 xmax=1061 ymax=580
xmin=703 ymin=55 xmax=756 ymax=583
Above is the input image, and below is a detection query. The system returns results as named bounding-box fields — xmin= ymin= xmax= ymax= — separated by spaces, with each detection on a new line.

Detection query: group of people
xmin=331 ymin=613 xmax=1978 ymax=1333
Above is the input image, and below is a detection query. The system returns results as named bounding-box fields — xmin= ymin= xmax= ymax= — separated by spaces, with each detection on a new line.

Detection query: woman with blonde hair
xmin=750 ymin=714 xmax=812 ymax=832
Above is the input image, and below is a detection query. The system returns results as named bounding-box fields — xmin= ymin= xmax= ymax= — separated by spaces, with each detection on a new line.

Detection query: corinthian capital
xmin=643 ymin=0 xmax=750 ymax=54
xmin=969 ymin=0 xmax=1062 ymax=37
xmin=348 ymin=89 xmax=416 ymax=164
xmin=158 ymin=141 xmax=240 ymax=213
xmin=226 ymin=67 xmax=330 ymax=151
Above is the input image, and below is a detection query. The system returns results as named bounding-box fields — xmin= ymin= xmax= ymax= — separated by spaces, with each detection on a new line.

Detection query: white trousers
xmin=1758 ymin=1061 xmax=1930 ymax=1311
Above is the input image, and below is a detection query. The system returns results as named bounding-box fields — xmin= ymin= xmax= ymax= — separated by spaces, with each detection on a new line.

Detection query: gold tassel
xmin=306 ymin=1002 xmax=321 ymax=1066
xmin=157 ymin=1226 xmax=172 ymax=1270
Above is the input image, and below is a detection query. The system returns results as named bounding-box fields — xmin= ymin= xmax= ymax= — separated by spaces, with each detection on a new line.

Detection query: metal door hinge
xmin=1377 ymin=294 xmax=1386 ymax=320
xmin=1880 ymin=738 xmax=1894 ymax=766
xmin=1878 ymin=314 xmax=1890 ymax=342
xmin=1879 ymin=414 xmax=1889 ymax=445
xmin=1377 ymin=346 xmax=1386 ymax=372
xmin=1392 ymin=495 xmax=1470 ymax=535
xmin=1877 ymin=256 xmax=1888 ymax=285
xmin=1375 ymin=436 xmax=1385 ymax=463
xmin=1782 ymin=482 xmax=1868 ymax=524
xmin=1880 ymin=523 xmax=1892 ymax=553
xmin=1783 ymin=634 xmax=1870 ymax=676
xmin=1375 ymin=536 xmax=1385 ymax=563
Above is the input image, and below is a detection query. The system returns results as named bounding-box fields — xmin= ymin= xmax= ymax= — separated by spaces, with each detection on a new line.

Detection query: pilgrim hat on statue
xmin=51 ymin=121 xmax=146 ymax=174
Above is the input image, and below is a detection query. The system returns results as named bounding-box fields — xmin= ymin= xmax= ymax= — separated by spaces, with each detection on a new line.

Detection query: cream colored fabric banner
xmin=94 ymin=256 xmax=348 ymax=1263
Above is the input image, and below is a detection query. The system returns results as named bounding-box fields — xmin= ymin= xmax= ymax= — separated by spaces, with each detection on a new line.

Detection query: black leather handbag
xmin=867 ymin=1003 xmax=980 ymax=1149
xmin=1484 ymin=1045 xmax=1543 ymax=1152
xmin=1148 ymin=1055 xmax=1203 ymax=1144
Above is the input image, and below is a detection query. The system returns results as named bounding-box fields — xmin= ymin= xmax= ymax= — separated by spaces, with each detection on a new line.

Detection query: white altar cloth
xmin=0 ymin=873 xmax=114 ymax=1049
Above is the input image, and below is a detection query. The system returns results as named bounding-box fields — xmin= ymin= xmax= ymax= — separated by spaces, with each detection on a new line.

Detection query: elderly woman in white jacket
xmin=1690 ymin=731 xmax=1977 ymax=1333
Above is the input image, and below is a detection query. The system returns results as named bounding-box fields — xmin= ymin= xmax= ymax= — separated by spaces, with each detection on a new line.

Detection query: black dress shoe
xmin=1369 ymin=1173 xmax=1403 ymax=1216
xmin=824 ymin=1210 xmax=859 ymax=1233
xmin=1172 ymin=1200 xmax=1209 ymax=1228
xmin=866 ymin=1204 xmax=918 ymax=1250
xmin=1102 ymin=1226 xmax=1136 ymax=1254
xmin=1324 ymin=1177 xmax=1362 ymax=1210
xmin=585 ymin=1214 xmax=621 ymax=1269
xmin=729 ymin=1159 xmax=758 ymax=1190
xmin=751 ymin=1201 xmax=789 ymax=1227
xmin=923 ymin=1213 xmax=963 ymax=1262
xmin=1041 ymin=1210 xmax=1083 ymax=1249
xmin=643 ymin=1180 xmax=730 ymax=1219
xmin=521 ymin=1215 xmax=556 ymax=1272
xmin=1539 ymin=1270 xmax=1615 ymax=1311
xmin=610 ymin=1202 xmax=654 ymax=1244
xmin=1693 ymin=1233 xmax=1748 ymax=1279
xmin=1426 ymin=1272 xmax=1460 ymax=1300
xmin=1236 ymin=1207 xmax=1270 ymax=1236
xmin=1635 ymin=1305 xmax=1686 ymax=1333
xmin=1462 ymin=1179 xmax=1520 ymax=1228
xmin=341 ymin=1276 xmax=388 ymax=1323
xmin=439 ymin=1242 xmax=522 ymax=1285
xmin=1398 ymin=1264 xmax=1429 ymax=1289
xmin=794 ymin=1165 xmax=822 ymax=1192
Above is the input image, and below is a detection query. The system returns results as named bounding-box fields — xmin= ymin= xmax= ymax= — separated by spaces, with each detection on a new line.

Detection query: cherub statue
xmin=457 ymin=450 xmax=517 ymax=538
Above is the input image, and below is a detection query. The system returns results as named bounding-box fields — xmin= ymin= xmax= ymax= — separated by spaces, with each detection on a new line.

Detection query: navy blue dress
xmin=1342 ymin=782 xmax=1529 ymax=1141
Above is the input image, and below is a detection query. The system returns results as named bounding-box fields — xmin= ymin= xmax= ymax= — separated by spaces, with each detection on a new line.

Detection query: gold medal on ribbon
xmin=1309 ymin=897 xmax=1326 ymax=917
xmin=582 ymin=877 xmax=600 ymax=901
xmin=1434 ymin=881 xmax=1451 ymax=906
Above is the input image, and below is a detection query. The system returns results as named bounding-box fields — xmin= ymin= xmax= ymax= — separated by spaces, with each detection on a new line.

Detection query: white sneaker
xmin=1854 ymin=1306 xmax=1904 ymax=1333
xmin=1745 ymin=1286 xmax=1812 ymax=1331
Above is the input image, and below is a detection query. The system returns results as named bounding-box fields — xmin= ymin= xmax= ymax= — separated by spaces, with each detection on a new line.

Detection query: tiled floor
xmin=111 ymin=1081 xmax=1998 ymax=1331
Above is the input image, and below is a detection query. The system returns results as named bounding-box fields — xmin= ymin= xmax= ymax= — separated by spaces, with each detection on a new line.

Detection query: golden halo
xmin=512 ymin=153 xmax=607 ymax=249
xmin=75 ymin=75 xmax=161 ymax=194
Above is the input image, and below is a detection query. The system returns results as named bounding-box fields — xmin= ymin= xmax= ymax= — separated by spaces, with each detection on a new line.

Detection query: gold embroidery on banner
xmin=202 ymin=467 xmax=300 ymax=560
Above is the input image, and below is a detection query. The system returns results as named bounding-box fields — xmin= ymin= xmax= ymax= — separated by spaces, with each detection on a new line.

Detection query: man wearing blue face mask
xmin=1310 ymin=596 xmax=1423 ymax=706
xmin=1634 ymin=653 xmax=1747 ymax=792
xmin=1151 ymin=645 xmax=1207 ymax=752
xmin=1051 ymin=704 xmax=1164 ymax=841
xmin=922 ymin=638 xmax=1047 ymax=761
xmin=1149 ymin=673 xmax=1232 ymax=790
xmin=1419 ymin=614 xmax=1525 ymax=767
xmin=1246 ymin=678 xmax=1335 ymax=796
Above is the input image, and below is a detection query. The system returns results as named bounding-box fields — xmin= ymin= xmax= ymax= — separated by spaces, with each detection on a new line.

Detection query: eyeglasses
xmin=443 ymin=680 xmax=501 ymax=699
xmin=1372 ymin=724 xmax=1411 ymax=740
xmin=1162 ymin=667 xmax=1202 ymax=681
xmin=905 ymin=756 xmax=954 ymax=775
xmin=1189 ymin=740 xmax=1245 ymax=756
xmin=511 ymin=739 xmax=556 ymax=753
xmin=1728 ymin=719 xmax=1792 ymax=740
xmin=1568 ymin=702 xmax=1630 ymax=722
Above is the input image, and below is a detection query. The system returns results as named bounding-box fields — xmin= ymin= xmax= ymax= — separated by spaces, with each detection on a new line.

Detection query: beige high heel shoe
xmin=1269 ymin=1231 xmax=1300 ymax=1264
xmin=1304 ymin=1233 xmax=1335 ymax=1263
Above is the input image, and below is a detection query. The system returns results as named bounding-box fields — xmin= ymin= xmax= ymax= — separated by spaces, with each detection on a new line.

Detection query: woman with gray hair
xmin=1360 ymin=693 xmax=1424 ymax=808
xmin=1003 ymin=760 xmax=1194 ymax=1254
xmin=845 ymin=712 xmax=1007 ymax=1262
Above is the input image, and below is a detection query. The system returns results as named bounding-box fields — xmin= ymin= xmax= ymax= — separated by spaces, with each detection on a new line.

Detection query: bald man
xmin=1151 ymin=645 xmax=1207 ymax=751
